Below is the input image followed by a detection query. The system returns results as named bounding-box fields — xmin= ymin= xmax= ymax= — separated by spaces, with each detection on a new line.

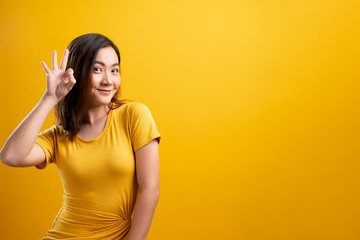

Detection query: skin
xmin=77 ymin=46 xmax=121 ymax=140
xmin=0 ymin=47 xmax=160 ymax=240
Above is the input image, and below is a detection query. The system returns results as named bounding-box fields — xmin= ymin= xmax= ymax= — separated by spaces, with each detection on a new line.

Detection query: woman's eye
xmin=94 ymin=67 xmax=101 ymax=72
xmin=112 ymin=69 xmax=119 ymax=73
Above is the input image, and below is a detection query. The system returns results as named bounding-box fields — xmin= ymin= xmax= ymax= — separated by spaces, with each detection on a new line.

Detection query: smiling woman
xmin=0 ymin=33 xmax=162 ymax=240
xmin=89 ymin=47 xmax=121 ymax=107
xmin=54 ymin=34 xmax=125 ymax=141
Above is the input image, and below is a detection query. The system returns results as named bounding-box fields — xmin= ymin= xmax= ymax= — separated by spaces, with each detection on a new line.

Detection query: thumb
xmin=65 ymin=68 xmax=76 ymax=85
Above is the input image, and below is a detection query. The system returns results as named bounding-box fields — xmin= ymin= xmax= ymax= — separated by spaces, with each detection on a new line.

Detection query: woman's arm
xmin=127 ymin=139 xmax=160 ymax=240
xmin=0 ymin=49 xmax=76 ymax=167
xmin=0 ymin=95 xmax=57 ymax=167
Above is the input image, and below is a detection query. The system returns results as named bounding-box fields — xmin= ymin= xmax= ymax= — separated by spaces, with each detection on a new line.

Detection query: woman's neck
xmin=86 ymin=105 xmax=110 ymax=126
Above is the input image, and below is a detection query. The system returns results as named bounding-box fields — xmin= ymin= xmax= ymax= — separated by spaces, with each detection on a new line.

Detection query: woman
xmin=0 ymin=33 xmax=161 ymax=240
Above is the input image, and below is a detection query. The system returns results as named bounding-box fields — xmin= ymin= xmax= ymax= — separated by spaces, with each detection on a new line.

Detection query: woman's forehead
xmin=94 ymin=47 xmax=119 ymax=64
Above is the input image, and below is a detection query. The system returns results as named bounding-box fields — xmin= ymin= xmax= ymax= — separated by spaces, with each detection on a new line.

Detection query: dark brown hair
xmin=55 ymin=33 xmax=132 ymax=141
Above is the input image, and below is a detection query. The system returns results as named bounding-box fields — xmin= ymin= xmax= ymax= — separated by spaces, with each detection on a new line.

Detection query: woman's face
xmin=89 ymin=46 xmax=121 ymax=107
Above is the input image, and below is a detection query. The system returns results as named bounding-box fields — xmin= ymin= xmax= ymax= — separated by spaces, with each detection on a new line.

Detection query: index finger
xmin=59 ymin=49 xmax=69 ymax=70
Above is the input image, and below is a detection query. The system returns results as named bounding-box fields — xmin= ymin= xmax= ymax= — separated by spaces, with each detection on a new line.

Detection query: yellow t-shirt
xmin=35 ymin=102 xmax=161 ymax=240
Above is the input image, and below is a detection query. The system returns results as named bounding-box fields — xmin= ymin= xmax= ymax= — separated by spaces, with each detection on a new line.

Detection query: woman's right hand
xmin=41 ymin=49 xmax=76 ymax=103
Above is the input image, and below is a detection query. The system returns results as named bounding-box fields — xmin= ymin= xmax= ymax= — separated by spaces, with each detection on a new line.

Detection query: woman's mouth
xmin=97 ymin=89 xmax=112 ymax=95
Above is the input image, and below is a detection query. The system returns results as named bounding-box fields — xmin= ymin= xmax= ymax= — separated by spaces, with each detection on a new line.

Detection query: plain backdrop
xmin=1 ymin=0 xmax=360 ymax=239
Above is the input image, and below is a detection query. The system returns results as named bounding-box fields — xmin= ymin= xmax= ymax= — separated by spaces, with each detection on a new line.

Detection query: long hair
xmin=55 ymin=33 xmax=131 ymax=141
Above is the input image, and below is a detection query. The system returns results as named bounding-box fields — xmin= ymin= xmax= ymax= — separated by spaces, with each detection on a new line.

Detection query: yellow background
xmin=1 ymin=0 xmax=360 ymax=239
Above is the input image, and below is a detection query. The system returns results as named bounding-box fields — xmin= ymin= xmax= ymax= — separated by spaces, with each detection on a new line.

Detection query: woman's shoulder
xmin=112 ymin=101 xmax=150 ymax=116
xmin=38 ymin=124 xmax=68 ymax=140
xmin=126 ymin=101 xmax=152 ymax=113
xmin=126 ymin=102 xmax=157 ymax=124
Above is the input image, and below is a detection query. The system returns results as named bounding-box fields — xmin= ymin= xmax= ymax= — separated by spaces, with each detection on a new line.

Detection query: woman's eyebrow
xmin=94 ymin=61 xmax=119 ymax=67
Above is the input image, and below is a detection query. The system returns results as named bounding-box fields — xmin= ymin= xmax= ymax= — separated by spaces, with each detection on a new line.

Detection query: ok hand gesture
xmin=41 ymin=49 xmax=76 ymax=103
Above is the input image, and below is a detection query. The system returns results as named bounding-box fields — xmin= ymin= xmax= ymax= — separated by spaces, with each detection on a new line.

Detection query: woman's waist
xmin=62 ymin=192 xmax=137 ymax=221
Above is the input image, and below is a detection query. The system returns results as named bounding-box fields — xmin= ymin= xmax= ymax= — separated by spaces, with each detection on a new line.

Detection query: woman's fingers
xmin=41 ymin=61 xmax=51 ymax=74
xmin=43 ymin=49 xmax=69 ymax=73
xmin=65 ymin=67 xmax=74 ymax=75
xmin=52 ymin=50 xmax=58 ymax=70
xmin=59 ymin=49 xmax=69 ymax=70
xmin=62 ymin=68 xmax=76 ymax=92
xmin=65 ymin=68 xmax=76 ymax=84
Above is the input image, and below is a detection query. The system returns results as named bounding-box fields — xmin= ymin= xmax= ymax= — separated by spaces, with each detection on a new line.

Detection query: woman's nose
xmin=102 ymin=71 xmax=112 ymax=85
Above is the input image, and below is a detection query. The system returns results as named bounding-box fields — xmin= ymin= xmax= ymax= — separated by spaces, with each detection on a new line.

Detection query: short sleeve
xmin=127 ymin=102 xmax=161 ymax=152
xmin=34 ymin=125 xmax=57 ymax=170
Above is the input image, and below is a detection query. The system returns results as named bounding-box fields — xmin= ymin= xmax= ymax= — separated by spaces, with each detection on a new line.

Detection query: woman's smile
xmin=97 ymin=89 xmax=112 ymax=95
